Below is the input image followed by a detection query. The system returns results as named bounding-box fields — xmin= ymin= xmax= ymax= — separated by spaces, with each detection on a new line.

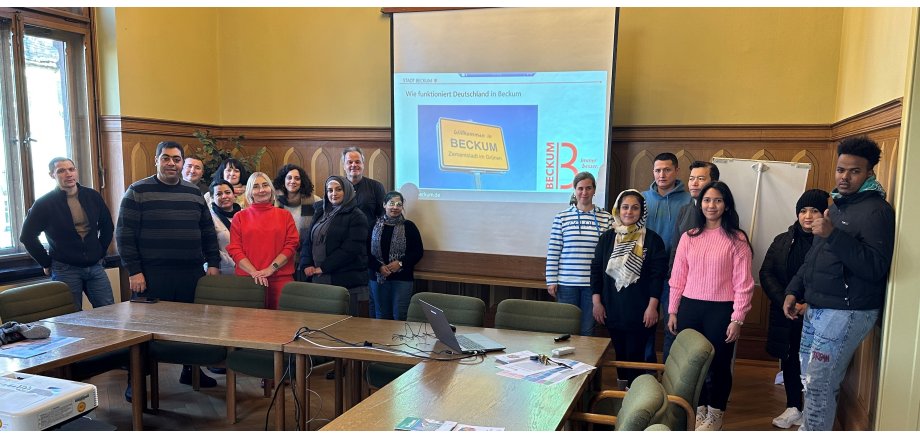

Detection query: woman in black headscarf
xmin=301 ymin=175 xmax=369 ymax=316
xmin=759 ymin=188 xmax=830 ymax=429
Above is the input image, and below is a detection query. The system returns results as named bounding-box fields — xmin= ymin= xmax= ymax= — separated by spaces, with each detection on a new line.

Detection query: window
xmin=0 ymin=9 xmax=98 ymax=256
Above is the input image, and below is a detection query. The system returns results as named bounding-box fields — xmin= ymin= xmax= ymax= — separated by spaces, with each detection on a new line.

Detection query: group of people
xmin=19 ymin=134 xmax=894 ymax=430
xmin=545 ymin=136 xmax=894 ymax=431
xmin=20 ymin=142 xmax=425 ymax=401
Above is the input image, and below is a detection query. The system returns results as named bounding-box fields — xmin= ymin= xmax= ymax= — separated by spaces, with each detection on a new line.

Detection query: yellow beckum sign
xmin=437 ymin=118 xmax=509 ymax=172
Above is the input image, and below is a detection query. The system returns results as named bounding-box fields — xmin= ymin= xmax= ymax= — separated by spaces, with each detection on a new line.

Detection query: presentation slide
xmin=395 ymin=71 xmax=608 ymax=204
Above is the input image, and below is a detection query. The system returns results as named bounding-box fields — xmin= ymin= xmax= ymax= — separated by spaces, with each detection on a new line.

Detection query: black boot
xmin=179 ymin=365 xmax=218 ymax=388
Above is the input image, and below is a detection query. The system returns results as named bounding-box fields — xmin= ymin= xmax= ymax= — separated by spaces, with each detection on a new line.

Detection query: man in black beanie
xmin=783 ymin=136 xmax=895 ymax=431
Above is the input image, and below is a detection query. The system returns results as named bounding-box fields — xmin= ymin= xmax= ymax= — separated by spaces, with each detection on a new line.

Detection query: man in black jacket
xmin=20 ymin=157 xmax=115 ymax=310
xmin=783 ymin=136 xmax=895 ymax=431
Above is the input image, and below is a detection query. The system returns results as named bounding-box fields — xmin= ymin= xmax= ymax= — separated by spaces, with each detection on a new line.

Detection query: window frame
xmin=0 ymin=7 xmax=101 ymax=261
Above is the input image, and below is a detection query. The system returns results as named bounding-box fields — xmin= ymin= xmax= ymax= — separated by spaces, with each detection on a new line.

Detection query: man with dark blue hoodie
xmin=641 ymin=152 xmax=692 ymax=363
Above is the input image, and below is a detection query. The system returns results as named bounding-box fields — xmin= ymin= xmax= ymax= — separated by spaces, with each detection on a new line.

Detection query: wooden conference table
xmin=284 ymin=318 xmax=611 ymax=431
xmin=44 ymin=300 xmax=350 ymax=430
xmin=0 ymin=321 xmax=150 ymax=430
xmin=41 ymin=301 xmax=610 ymax=431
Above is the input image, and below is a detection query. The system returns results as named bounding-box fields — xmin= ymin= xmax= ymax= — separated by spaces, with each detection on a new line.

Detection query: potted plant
xmin=190 ymin=129 xmax=266 ymax=186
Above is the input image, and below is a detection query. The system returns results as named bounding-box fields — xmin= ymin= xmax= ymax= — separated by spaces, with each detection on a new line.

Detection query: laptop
xmin=419 ymin=299 xmax=506 ymax=354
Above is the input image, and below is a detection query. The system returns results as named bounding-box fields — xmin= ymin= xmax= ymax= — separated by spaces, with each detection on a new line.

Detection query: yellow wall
xmin=614 ymin=8 xmax=843 ymax=126
xmin=112 ymin=8 xmax=221 ymax=125
xmin=836 ymin=8 xmax=913 ymax=120
xmin=95 ymin=8 xmax=120 ymax=116
xmin=216 ymin=8 xmax=390 ymax=127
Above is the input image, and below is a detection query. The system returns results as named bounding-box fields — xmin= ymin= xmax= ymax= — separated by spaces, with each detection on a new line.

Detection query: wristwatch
xmin=271 ymin=262 xmax=281 ymax=271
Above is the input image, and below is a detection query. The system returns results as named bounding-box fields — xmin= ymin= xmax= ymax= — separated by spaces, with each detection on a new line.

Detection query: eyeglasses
xmin=386 ymin=202 xmax=403 ymax=207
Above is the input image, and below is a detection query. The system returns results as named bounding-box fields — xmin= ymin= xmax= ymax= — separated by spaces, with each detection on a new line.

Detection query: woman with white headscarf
xmin=590 ymin=189 xmax=667 ymax=387
xmin=301 ymin=175 xmax=369 ymax=316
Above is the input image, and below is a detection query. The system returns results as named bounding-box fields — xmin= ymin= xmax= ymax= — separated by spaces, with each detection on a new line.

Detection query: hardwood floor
xmin=77 ymin=351 xmax=796 ymax=431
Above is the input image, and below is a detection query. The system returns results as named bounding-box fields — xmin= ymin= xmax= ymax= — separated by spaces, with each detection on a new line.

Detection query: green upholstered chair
xmin=644 ymin=424 xmax=672 ymax=431
xmin=588 ymin=328 xmax=715 ymax=431
xmin=570 ymin=374 xmax=669 ymax=431
xmin=406 ymin=292 xmax=486 ymax=326
xmin=149 ymin=275 xmax=265 ymax=409
xmin=0 ymin=281 xmax=75 ymax=323
xmin=0 ymin=281 xmax=130 ymax=390
xmin=225 ymin=281 xmax=348 ymax=424
xmin=493 ymin=298 xmax=581 ymax=335
xmin=365 ymin=292 xmax=487 ymax=390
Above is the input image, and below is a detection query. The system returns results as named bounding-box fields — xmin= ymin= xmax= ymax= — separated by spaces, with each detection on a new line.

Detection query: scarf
xmin=211 ymin=202 xmax=240 ymax=230
xmin=787 ymin=222 xmax=814 ymax=279
xmin=830 ymin=175 xmax=886 ymax=200
xmin=605 ymin=189 xmax=648 ymax=291
xmin=370 ymin=214 xmax=407 ymax=284
xmin=310 ymin=176 xmax=356 ymax=265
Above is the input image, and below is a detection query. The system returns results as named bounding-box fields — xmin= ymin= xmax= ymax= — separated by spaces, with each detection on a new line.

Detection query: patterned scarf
xmin=830 ymin=175 xmax=887 ymax=200
xmin=370 ymin=213 xmax=407 ymax=284
xmin=605 ymin=189 xmax=648 ymax=291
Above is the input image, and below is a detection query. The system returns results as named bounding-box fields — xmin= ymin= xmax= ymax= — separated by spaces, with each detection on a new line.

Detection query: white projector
xmin=0 ymin=372 xmax=98 ymax=431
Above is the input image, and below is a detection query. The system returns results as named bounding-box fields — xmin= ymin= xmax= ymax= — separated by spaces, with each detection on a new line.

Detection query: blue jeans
xmin=51 ymin=259 xmax=114 ymax=311
xmin=556 ymin=285 xmax=594 ymax=336
xmin=799 ymin=306 xmax=879 ymax=431
xmin=368 ymin=280 xmax=413 ymax=320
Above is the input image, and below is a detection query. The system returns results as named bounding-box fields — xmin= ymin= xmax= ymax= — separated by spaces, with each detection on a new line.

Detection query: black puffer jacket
xmin=759 ymin=224 xmax=807 ymax=359
xmin=301 ymin=201 xmax=369 ymax=289
xmin=786 ymin=190 xmax=895 ymax=310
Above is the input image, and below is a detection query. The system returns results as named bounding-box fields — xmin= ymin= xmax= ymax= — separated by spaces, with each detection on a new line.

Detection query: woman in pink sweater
xmin=667 ymin=181 xmax=754 ymax=431
xmin=226 ymin=172 xmax=299 ymax=309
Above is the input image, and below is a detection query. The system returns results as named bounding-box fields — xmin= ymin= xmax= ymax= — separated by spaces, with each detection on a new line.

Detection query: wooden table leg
xmin=334 ymin=358 xmax=343 ymax=417
xmin=349 ymin=360 xmax=362 ymax=409
xmin=274 ymin=351 xmax=285 ymax=430
xmin=130 ymin=344 xmax=144 ymax=431
xmin=295 ymin=354 xmax=306 ymax=430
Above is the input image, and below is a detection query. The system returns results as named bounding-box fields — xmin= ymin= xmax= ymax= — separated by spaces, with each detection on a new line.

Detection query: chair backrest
xmin=660 ymin=328 xmax=715 ymax=430
xmin=0 ymin=281 xmax=76 ymax=323
xmin=615 ymin=374 xmax=669 ymax=431
xmin=407 ymin=292 xmax=485 ymax=327
xmin=194 ymin=275 xmax=265 ymax=308
xmin=493 ymin=299 xmax=581 ymax=334
xmin=279 ymin=282 xmax=348 ymax=315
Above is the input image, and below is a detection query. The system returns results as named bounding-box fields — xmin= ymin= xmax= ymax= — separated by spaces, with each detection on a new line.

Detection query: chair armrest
xmin=589 ymin=389 xmax=628 ymax=412
xmin=666 ymin=394 xmax=695 ymax=431
xmin=602 ymin=360 xmax=666 ymax=372
xmin=569 ymin=411 xmax=618 ymax=427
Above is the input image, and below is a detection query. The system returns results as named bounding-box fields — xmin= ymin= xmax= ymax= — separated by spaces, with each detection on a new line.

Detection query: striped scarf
xmin=606 ymin=190 xmax=648 ymax=291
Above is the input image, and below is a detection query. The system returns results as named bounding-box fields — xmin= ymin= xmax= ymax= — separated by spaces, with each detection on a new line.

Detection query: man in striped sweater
xmin=116 ymin=141 xmax=221 ymax=397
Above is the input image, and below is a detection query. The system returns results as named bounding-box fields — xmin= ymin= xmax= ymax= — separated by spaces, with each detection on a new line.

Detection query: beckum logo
xmin=545 ymin=142 xmax=579 ymax=189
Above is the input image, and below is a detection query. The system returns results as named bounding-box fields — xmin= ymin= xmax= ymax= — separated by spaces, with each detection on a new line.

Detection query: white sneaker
xmin=695 ymin=406 xmax=708 ymax=428
xmin=696 ymin=407 xmax=724 ymax=431
xmin=772 ymin=407 xmax=804 ymax=429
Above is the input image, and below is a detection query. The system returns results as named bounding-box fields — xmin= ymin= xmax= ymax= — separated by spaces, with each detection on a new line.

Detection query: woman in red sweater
xmin=226 ymin=172 xmax=299 ymax=309
xmin=667 ymin=181 xmax=754 ymax=431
